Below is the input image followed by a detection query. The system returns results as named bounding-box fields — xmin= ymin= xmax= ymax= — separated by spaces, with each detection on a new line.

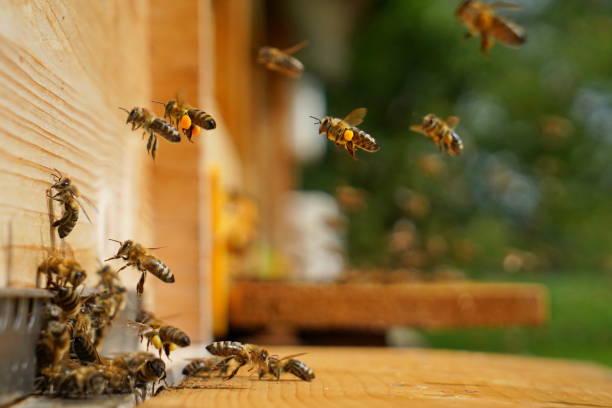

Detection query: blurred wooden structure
xmin=0 ymin=0 xmax=297 ymax=343
xmin=230 ymin=281 xmax=547 ymax=331
xmin=144 ymin=346 xmax=612 ymax=408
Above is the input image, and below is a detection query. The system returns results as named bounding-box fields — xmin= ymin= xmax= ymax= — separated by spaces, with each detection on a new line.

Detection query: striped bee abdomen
xmin=351 ymin=127 xmax=380 ymax=152
xmin=150 ymin=118 xmax=181 ymax=142
xmin=188 ymin=109 xmax=216 ymax=130
xmin=159 ymin=326 xmax=191 ymax=347
xmin=206 ymin=341 xmax=244 ymax=357
xmin=141 ymin=255 xmax=174 ymax=283
xmin=285 ymin=359 xmax=315 ymax=381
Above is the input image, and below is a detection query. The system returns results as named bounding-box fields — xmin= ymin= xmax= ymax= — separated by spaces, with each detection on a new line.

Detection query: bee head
xmin=146 ymin=358 xmax=166 ymax=379
xmin=164 ymin=101 xmax=178 ymax=119
xmin=423 ymin=114 xmax=436 ymax=128
xmin=72 ymin=269 xmax=86 ymax=286
xmin=108 ymin=239 xmax=133 ymax=258
xmin=257 ymin=47 xmax=273 ymax=63
xmin=310 ymin=116 xmax=329 ymax=134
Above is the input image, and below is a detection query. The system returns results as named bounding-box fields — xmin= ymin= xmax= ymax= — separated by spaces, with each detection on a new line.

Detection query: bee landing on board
xmin=119 ymin=106 xmax=181 ymax=159
xmin=47 ymin=169 xmax=93 ymax=239
xmin=312 ymin=107 xmax=381 ymax=159
xmin=105 ymin=239 xmax=174 ymax=296
xmin=456 ymin=0 xmax=526 ymax=53
xmin=257 ymin=41 xmax=307 ymax=79
xmin=259 ymin=353 xmax=315 ymax=382
xmin=205 ymin=341 xmax=270 ymax=380
xmin=153 ymin=98 xmax=216 ymax=142
xmin=410 ymin=114 xmax=464 ymax=156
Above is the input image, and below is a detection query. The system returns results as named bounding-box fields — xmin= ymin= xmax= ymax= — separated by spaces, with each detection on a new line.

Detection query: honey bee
xmin=456 ymin=0 xmax=526 ymax=53
xmin=47 ymin=170 xmax=93 ymax=239
xmin=410 ymin=114 xmax=464 ymax=156
xmin=260 ymin=354 xmax=315 ymax=382
xmin=41 ymin=362 xmax=109 ymax=398
xmin=128 ymin=320 xmax=191 ymax=359
xmin=72 ymin=333 xmax=102 ymax=364
xmin=36 ymin=320 xmax=71 ymax=370
xmin=105 ymin=239 xmax=174 ymax=296
xmin=257 ymin=41 xmax=307 ymax=78
xmin=47 ymin=282 xmax=82 ymax=316
xmin=154 ymin=98 xmax=216 ymax=142
xmin=133 ymin=357 xmax=167 ymax=401
xmin=37 ymin=255 xmax=87 ymax=288
xmin=182 ymin=357 xmax=226 ymax=378
xmin=205 ymin=341 xmax=269 ymax=380
xmin=312 ymin=108 xmax=380 ymax=159
xmin=119 ymin=106 xmax=181 ymax=159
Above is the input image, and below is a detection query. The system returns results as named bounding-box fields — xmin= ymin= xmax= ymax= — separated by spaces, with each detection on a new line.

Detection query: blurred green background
xmin=289 ymin=0 xmax=612 ymax=366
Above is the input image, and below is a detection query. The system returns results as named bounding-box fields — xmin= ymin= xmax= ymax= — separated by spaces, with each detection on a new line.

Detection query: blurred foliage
xmin=301 ymin=0 xmax=612 ymax=274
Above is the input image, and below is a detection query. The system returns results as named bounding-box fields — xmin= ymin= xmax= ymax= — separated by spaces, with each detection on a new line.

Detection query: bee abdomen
xmin=285 ymin=359 xmax=315 ymax=381
xmin=141 ymin=256 xmax=174 ymax=283
xmin=159 ymin=326 xmax=191 ymax=347
xmin=206 ymin=341 xmax=244 ymax=357
xmin=72 ymin=335 xmax=100 ymax=364
xmin=188 ymin=109 xmax=216 ymax=130
xmin=352 ymin=128 xmax=380 ymax=152
xmin=150 ymin=118 xmax=181 ymax=142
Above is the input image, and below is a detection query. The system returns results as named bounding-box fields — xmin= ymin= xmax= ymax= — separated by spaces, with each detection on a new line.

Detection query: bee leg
xmin=136 ymin=272 xmax=147 ymax=296
xmin=152 ymin=135 xmax=158 ymax=160
xmin=346 ymin=142 xmax=357 ymax=160
xmin=146 ymin=132 xmax=154 ymax=154
xmin=480 ymin=33 xmax=494 ymax=53
xmin=224 ymin=359 xmax=246 ymax=380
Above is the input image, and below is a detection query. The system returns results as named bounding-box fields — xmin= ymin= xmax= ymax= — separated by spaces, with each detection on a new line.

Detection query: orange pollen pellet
xmin=179 ymin=114 xmax=192 ymax=130
xmin=343 ymin=129 xmax=354 ymax=142
xmin=190 ymin=125 xmax=201 ymax=137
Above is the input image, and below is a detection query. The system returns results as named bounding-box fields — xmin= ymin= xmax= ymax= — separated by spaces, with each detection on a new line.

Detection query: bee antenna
xmin=151 ymin=100 xmax=165 ymax=105
xmin=118 ymin=107 xmax=130 ymax=114
xmin=108 ymin=238 xmax=122 ymax=244
xmin=309 ymin=115 xmax=321 ymax=124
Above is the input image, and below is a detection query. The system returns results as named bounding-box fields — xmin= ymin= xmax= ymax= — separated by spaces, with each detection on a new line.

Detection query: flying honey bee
xmin=105 ymin=239 xmax=174 ymax=296
xmin=260 ymin=354 xmax=315 ymax=382
xmin=127 ymin=320 xmax=191 ymax=359
xmin=119 ymin=106 xmax=181 ymax=159
xmin=456 ymin=0 xmax=526 ymax=53
xmin=257 ymin=41 xmax=307 ymax=78
xmin=205 ymin=341 xmax=269 ymax=380
xmin=48 ymin=170 xmax=93 ymax=239
xmin=410 ymin=114 xmax=464 ymax=156
xmin=312 ymin=108 xmax=380 ymax=159
xmin=154 ymin=98 xmax=216 ymax=142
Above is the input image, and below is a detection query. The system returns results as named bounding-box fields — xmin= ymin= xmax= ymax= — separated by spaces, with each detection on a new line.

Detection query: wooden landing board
xmin=229 ymin=282 xmax=547 ymax=330
xmin=144 ymin=346 xmax=612 ymax=408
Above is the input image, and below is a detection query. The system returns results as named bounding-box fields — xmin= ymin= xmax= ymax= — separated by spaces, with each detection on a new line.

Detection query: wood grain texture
xmin=144 ymin=346 xmax=612 ymax=408
xmin=229 ymin=282 xmax=548 ymax=330
xmin=0 ymin=0 xmax=152 ymax=288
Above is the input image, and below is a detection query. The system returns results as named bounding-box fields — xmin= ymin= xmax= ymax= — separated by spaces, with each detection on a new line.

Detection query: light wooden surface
xmin=0 ymin=0 xmax=152 ymax=288
xmin=230 ymin=282 xmax=548 ymax=330
xmin=144 ymin=346 xmax=612 ymax=408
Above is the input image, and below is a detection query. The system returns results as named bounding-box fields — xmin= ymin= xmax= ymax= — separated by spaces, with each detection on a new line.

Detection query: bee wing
xmin=74 ymin=195 xmax=94 ymax=223
xmin=490 ymin=1 xmax=521 ymax=10
xmin=490 ymin=16 xmax=526 ymax=46
xmin=279 ymin=353 xmax=308 ymax=361
xmin=281 ymin=40 xmax=308 ymax=55
xmin=446 ymin=116 xmax=460 ymax=129
xmin=343 ymin=108 xmax=367 ymax=127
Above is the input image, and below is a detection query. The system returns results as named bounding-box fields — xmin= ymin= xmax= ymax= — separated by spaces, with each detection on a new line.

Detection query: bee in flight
xmin=119 ymin=106 xmax=181 ymax=159
xmin=129 ymin=311 xmax=191 ymax=358
xmin=410 ymin=114 xmax=464 ymax=156
xmin=312 ymin=108 xmax=380 ymax=159
xmin=456 ymin=0 xmax=526 ymax=53
xmin=153 ymin=97 xmax=216 ymax=142
xmin=47 ymin=169 xmax=93 ymax=239
xmin=105 ymin=239 xmax=174 ymax=296
xmin=257 ymin=41 xmax=307 ymax=78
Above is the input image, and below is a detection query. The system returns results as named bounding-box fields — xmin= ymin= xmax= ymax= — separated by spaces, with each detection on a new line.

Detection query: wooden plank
xmin=143 ymin=346 xmax=612 ymax=408
xmin=148 ymin=0 xmax=211 ymax=342
xmin=229 ymin=282 xmax=548 ymax=330
xmin=0 ymin=0 xmax=152 ymax=289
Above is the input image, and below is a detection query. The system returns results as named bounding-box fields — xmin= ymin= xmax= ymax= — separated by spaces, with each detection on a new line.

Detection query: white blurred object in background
xmin=284 ymin=191 xmax=345 ymax=282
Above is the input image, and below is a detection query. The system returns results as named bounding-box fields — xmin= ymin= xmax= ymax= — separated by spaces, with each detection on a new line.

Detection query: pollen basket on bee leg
xmin=343 ymin=129 xmax=354 ymax=142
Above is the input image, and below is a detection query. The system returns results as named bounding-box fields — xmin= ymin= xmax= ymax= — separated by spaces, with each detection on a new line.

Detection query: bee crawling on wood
xmin=105 ymin=239 xmax=174 ymax=296
xmin=257 ymin=41 xmax=307 ymax=78
xmin=182 ymin=357 xmax=228 ymax=378
xmin=259 ymin=353 xmax=315 ymax=382
xmin=312 ymin=108 xmax=380 ymax=159
xmin=410 ymin=114 xmax=464 ymax=156
xmin=153 ymin=97 xmax=216 ymax=142
xmin=205 ymin=341 xmax=269 ymax=380
xmin=119 ymin=106 xmax=181 ymax=159
xmin=37 ymin=254 xmax=87 ymax=288
xmin=456 ymin=0 xmax=526 ymax=53
xmin=47 ymin=169 xmax=93 ymax=239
